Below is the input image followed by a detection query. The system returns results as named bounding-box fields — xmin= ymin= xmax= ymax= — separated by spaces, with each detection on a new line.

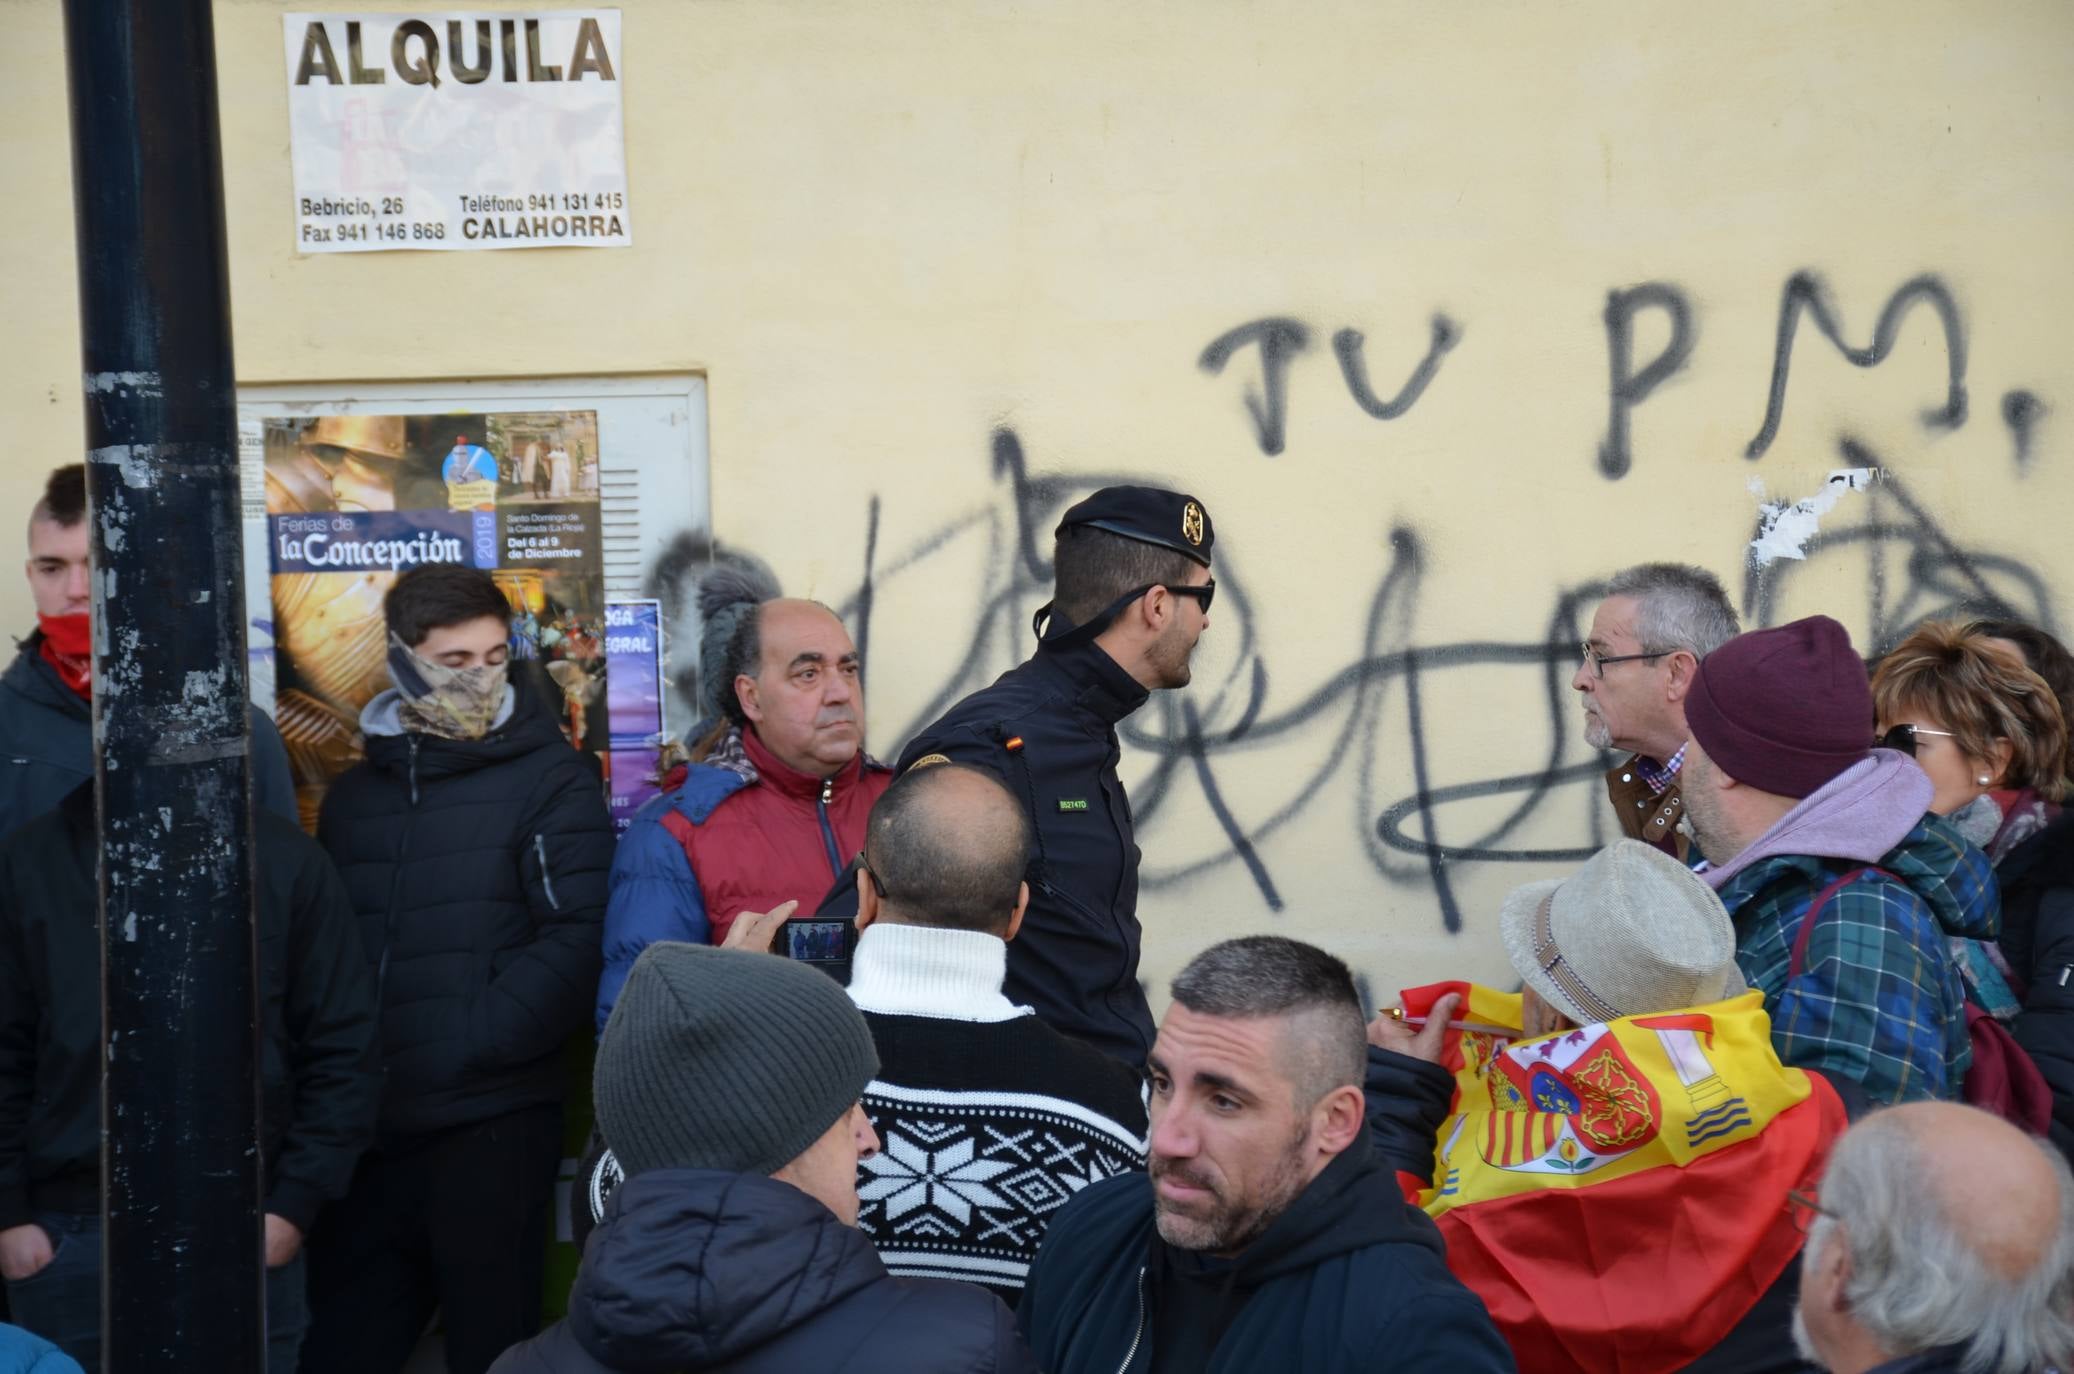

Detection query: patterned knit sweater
xmin=846 ymin=923 xmax=1150 ymax=1306
xmin=571 ymin=924 xmax=1149 ymax=1307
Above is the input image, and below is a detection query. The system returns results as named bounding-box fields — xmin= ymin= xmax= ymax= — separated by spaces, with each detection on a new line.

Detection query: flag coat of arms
xmin=1402 ymin=982 xmax=1847 ymax=1374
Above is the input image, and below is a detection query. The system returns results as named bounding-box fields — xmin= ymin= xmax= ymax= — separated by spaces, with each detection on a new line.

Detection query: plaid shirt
xmin=1632 ymin=743 xmax=1686 ymax=796
xmin=1717 ymin=816 xmax=1996 ymax=1104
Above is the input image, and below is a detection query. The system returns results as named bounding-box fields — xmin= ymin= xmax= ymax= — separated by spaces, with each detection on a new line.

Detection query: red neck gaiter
xmin=37 ymin=613 xmax=91 ymax=699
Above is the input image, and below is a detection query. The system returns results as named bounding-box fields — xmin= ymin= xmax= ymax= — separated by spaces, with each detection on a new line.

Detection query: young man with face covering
xmin=1017 ymin=936 xmax=1514 ymax=1374
xmin=302 ymin=563 xmax=614 ymax=1374
xmin=595 ymin=583 xmax=892 ymax=1029
xmin=0 ymin=464 xmax=297 ymax=838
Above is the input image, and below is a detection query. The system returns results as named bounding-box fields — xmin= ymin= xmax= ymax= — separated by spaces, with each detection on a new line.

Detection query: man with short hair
xmin=597 ymin=593 xmax=891 ymax=1027
xmin=1793 ymin=1101 xmax=2074 ymax=1374
xmin=303 ymin=562 xmax=613 ymax=1374
xmin=1572 ymin=562 xmax=1740 ymax=857
xmin=572 ymin=763 xmax=1149 ymax=1305
xmin=492 ymin=943 xmax=1034 ymax=1374
xmin=897 ymin=487 xmax=1217 ymax=1066
xmin=1682 ymin=616 xmax=1996 ymax=1105
xmin=1017 ymin=935 xmax=1514 ymax=1373
xmin=0 ymin=464 xmax=295 ymax=839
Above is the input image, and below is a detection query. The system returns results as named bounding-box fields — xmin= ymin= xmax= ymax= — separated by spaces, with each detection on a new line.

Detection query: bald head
xmin=756 ymin=597 xmax=843 ymax=648
xmin=1803 ymin=1101 xmax=2074 ymax=1373
xmin=1868 ymin=1102 xmax=2059 ymax=1278
xmin=728 ymin=597 xmax=862 ymax=778
xmin=863 ymin=764 xmax=1032 ymax=935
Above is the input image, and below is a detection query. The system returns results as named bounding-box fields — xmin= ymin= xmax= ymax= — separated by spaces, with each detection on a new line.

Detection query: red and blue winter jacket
xmin=595 ymin=726 xmax=891 ymax=1031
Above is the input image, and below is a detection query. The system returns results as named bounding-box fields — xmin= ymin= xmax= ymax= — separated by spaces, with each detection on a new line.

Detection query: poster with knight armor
xmin=255 ymin=409 xmax=609 ymax=828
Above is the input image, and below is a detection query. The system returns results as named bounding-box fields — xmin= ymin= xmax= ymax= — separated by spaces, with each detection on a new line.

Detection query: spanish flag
xmin=1402 ymin=981 xmax=1846 ymax=1374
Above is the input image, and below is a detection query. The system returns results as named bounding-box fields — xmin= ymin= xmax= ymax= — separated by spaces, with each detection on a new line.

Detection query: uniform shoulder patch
xmin=906 ymin=753 xmax=953 ymax=772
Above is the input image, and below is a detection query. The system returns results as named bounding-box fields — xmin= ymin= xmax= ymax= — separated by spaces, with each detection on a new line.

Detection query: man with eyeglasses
xmin=896 ymin=485 xmax=1217 ymax=1066
xmin=1571 ymin=563 xmax=1740 ymax=859
xmin=1790 ymin=1102 xmax=2074 ymax=1374
xmin=1679 ymin=616 xmax=1996 ymax=1107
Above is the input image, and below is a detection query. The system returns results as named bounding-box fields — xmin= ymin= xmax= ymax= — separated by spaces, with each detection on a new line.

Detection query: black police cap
xmin=1054 ymin=485 xmax=1214 ymax=567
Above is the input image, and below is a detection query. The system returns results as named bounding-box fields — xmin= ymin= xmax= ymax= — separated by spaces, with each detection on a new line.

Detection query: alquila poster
xmin=283 ymin=10 xmax=630 ymax=252
xmin=258 ymin=410 xmax=609 ymax=825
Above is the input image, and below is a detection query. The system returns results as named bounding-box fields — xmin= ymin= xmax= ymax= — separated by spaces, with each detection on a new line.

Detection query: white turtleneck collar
xmin=845 ymin=922 xmax=1031 ymax=1024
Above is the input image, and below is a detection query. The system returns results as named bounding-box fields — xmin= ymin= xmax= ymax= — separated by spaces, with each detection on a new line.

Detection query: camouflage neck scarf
xmin=388 ymin=633 xmax=509 ymax=740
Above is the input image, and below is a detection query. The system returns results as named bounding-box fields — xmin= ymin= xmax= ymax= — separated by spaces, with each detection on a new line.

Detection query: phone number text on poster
xmin=297 ymin=191 xmax=630 ymax=247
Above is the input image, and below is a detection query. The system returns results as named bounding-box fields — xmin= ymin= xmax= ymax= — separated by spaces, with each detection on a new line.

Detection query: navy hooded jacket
xmin=0 ymin=636 xmax=296 ymax=842
xmin=1017 ymin=1139 xmax=1515 ymax=1374
xmin=491 ymin=1169 xmax=1036 ymax=1374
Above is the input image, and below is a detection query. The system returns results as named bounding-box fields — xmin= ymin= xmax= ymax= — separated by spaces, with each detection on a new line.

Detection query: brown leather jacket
xmin=1604 ymin=757 xmax=1686 ymax=859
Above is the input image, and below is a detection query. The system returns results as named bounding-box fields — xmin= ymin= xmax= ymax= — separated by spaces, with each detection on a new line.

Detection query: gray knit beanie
xmin=595 ymin=943 xmax=879 ymax=1179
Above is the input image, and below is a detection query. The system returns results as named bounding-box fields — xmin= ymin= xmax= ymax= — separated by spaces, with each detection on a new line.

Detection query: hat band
xmin=1532 ymin=891 xmax=1621 ymax=1026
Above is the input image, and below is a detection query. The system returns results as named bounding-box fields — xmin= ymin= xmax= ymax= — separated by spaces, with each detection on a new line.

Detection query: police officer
xmin=895 ymin=486 xmax=1215 ymax=1065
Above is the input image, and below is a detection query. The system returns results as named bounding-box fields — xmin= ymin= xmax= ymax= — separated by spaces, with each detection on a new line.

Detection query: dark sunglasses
xmin=1877 ymin=723 xmax=1956 ymax=758
xmin=1159 ymin=579 xmax=1215 ymax=613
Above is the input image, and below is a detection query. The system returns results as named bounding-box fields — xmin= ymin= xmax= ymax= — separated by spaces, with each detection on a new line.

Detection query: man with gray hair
xmin=1572 ymin=562 xmax=1740 ymax=858
xmin=1794 ymin=1101 xmax=2074 ymax=1374
xmin=1017 ymin=935 xmax=1513 ymax=1373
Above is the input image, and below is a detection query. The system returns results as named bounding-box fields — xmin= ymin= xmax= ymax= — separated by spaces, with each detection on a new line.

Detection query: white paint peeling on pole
xmin=68 ymin=3 xmax=264 ymax=1353
xmin=85 ymin=370 xmax=164 ymax=398
xmin=89 ymin=441 xmax=161 ymax=491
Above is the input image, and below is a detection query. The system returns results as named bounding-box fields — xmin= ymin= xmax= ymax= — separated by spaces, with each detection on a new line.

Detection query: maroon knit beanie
xmin=1685 ymin=615 xmax=1874 ymax=799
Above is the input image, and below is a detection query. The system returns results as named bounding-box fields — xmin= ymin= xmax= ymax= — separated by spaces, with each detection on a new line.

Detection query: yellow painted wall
xmin=5 ymin=0 xmax=2072 ymax=1004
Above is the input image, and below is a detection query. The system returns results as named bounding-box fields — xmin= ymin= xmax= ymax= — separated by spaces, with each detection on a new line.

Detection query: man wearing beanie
xmin=1680 ymin=615 xmax=1997 ymax=1105
xmin=493 ymin=943 xmax=1035 ymax=1374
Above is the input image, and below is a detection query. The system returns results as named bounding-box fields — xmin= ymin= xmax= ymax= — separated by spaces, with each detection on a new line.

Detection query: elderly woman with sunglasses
xmin=1871 ymin=618 xmax=2074 ymax=1154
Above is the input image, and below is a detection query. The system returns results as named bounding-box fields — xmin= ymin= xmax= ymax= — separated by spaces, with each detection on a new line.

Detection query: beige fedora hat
xmin=1498 ymin=839 xmax=1747 ymax=1026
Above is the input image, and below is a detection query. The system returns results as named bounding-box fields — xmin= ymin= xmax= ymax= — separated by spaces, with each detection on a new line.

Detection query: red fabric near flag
xmin=1435 ymin=1080 xmax=1846 ymax=1374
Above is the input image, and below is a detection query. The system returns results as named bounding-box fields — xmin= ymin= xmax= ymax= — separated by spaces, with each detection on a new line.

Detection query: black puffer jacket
xmin=0 ymin=783 xmax=379 ymax=1232
xmin=1019 ymin=1138 xmax=1513 ymax=1374
xmin=317 ymin=680 xmax=611 ymax=1138
xmin=491 ymin=1169 xmax=1035 ymax=1374
xmin=1998 ymin=812 xmax=2074 ymax=1160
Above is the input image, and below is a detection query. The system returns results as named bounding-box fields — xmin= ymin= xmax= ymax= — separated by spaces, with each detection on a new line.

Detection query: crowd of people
xmin=0 ymin=463 xmax=2071 ymax=1374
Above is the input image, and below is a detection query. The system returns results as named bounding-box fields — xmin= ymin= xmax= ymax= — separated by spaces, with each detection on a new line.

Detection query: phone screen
xmin=784 ymin=919 xmax=852 ymax=965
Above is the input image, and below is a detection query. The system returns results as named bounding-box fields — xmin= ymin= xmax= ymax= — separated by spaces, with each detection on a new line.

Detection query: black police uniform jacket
xmin=317 ymin=678 xmax=612 ymax=1140
xmin=896 ymin=637 xmax=1154 ymax=1064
